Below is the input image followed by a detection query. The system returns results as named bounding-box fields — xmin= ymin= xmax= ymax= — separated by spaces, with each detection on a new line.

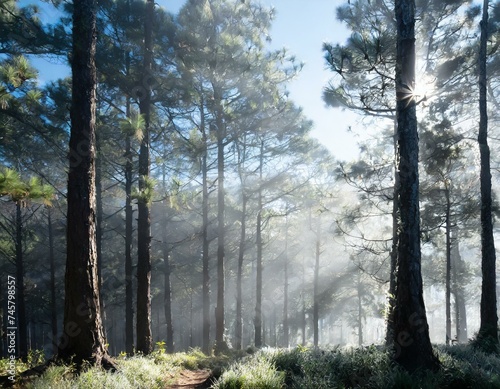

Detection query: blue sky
xmin=166 ymin=0 xmax=360 ymax=161
xmin=31 ymin=0 xmax=360 ymax=161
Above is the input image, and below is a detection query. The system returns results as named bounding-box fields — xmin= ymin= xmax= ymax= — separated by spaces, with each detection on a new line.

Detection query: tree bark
xmin=136 ymin=0 xmax=154 ymax=355
xmin=58 ymin=0 xmax=112 ymax=367
xmin=15 ymin=202 xmax=27 ymax=359
xmin=391 ymin=0 xmax=438 ymax=371
xmin=476 ymin=0 xmax=498 ymax=351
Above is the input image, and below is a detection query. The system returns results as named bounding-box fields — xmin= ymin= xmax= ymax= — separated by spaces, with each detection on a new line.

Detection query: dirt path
xmin=165 ymin=369 xmax=213 ymax=388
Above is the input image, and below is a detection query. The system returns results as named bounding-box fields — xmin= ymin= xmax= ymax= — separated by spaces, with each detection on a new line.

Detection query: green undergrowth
xmin=214 ymin=344 xmax=500 ymax=389
xmin=3 ymin=344 xmax=500 ymax=388
xmin=1 ymin=346 xmax=234 ymax=389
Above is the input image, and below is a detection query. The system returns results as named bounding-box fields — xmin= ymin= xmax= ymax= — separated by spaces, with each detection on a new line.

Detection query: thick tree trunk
xmin=15 ymin=202 xmax=27 ymax=359
xmin=95 ymin=132 xmax=106 ymax=337
xmin=391 ymin=0 xmax=438 ymax=371
xmin=476 ymin=0 xmax=498 ymax=351
xmin=58 ymin=0 xmax=112 ymax=367
xmin=386 ymin=120 xmax=399 ymax=348
xmin=136 ymin=0 xmax=154 ymax=355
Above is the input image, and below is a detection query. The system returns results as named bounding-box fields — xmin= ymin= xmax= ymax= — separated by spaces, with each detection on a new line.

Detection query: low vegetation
xmin=2 ymin=344 xmax=500 ymax=388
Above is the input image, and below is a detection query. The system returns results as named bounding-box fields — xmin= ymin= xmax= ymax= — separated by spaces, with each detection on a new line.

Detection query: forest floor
xmin=3 ymin=344 xmax=500 ymax=388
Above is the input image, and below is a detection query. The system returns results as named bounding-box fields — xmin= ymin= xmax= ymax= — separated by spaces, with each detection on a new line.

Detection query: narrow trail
xmin=165 ymin=369 xmax=213 ymax=388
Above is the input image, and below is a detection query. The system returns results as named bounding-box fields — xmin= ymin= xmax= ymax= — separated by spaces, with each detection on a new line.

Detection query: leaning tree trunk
xmin=391 ymin=0 xmax=438 ymax=371
xmin=58 ymin=0 xmax=112 ymax=367
xmin=476 ymin=0 xmax=498 ymax=352
xmin=136 ymin=0 xmax=154 ymax=355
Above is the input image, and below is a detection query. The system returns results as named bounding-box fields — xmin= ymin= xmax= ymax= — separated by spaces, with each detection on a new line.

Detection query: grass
xmin=2 ymin=344 xmax=500 ymax=388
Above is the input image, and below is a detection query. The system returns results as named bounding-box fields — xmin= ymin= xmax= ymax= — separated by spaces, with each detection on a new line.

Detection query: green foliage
xmin=213 ymin=351 xmax=285 ymax=389
xmin=0 ymin=168 xmax=54 ymax=204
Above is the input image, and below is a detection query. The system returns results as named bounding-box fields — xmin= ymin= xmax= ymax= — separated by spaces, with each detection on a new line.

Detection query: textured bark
xmin=391 ymin=0 xmax=438 ymax=371
xmin=476 ymin=0 xmax=498 ymax=350
xmin=163 ymin=247 xmax=174 ymax=353
xmin=58 ymin=0 xmax=112 ymax=367
xmin=136 ymin=0 xmax=154 ymax=355
xmin=15 ymin=202 xmax=27 ymax=359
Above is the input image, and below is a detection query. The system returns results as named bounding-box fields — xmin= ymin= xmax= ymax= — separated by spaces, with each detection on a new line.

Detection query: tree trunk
xmin=476 ymin=0 xmax=498 ymax=352
xmin=201 ymin=104 xmax=211 ymax=354
xmin=95 ymin=131 xmax=106 ymax=337
xmin=452 ymin=233 xmax=468 ymax=343
xmin=391 ymin=0 xmax=438 ymax=371
xmin=235 ymin=191 xmax=247 ymax=350
xmin=15 ymin=202 xmax=27 ymax=359
xmin=313 ymin=213 xmax=320 ymax=347
xmin=357 ymin=273 xmax=363 ymax=347
xmin=386 ymin=119 xmax=399 ymax=348
xmin=58 ymin=0 xmax=112 ymax=367
xmin=136 ymin=0 xmax=154 ymax=356
xmin=48 ymin=207 xmax=58 ymax=356
xmin=282 ymin=216 xmax=289 ymax=348
xmin=124 ymin=97 xmax=134 ymax=356
xmin=445 ymin=186 xmax=452 ymax=346
xmin=254 ymin=140 xmax=264 ymax=348
xmin=162 ymin=205 xmax=174 ymax=353
xmin=214 ymin=89 xmax=227 ymax=353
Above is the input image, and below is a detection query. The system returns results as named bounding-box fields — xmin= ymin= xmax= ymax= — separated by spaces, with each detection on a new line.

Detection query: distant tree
xmin=390 ymin=0 xmax=439 ymax=371
xmin=0 ymin=169 xmax=53 ymax=358
xmin=57 ymin=0 xmax=114 ymax=368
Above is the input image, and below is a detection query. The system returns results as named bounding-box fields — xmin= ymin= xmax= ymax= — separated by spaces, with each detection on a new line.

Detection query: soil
xmin=165 ymin=369 xmax=214 ymax=388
